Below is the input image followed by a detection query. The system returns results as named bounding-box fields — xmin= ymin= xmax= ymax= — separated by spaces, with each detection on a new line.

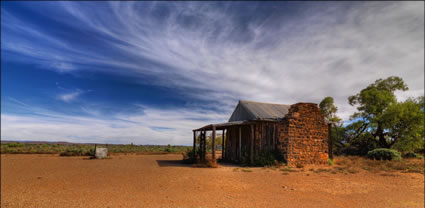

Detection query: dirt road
xmin=1 ymin=154 xmax=423 ymax=208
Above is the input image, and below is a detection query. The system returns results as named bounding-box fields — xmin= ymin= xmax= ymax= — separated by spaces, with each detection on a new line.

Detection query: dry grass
xmin=192 ymin=159 xmax=218 ymax=168
xmin=380 ymin=173 xmax=399 ymax=177
xmin=280 ymin=167 xmax=297 ymax=172
xmin=333 ymin=156 xmax=424 ymax=174
xmin=314 ymin=168 xmax=332 ymax=174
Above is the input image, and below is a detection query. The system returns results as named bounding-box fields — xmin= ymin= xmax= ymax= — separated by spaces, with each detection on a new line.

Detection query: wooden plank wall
xmin=254 ymin=121 xmax=280 ymax=155
xmin=224 ymin=121 xmax=283 ymax=163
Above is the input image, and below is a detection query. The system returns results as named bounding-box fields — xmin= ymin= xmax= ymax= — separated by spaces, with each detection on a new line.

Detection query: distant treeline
xmin=1 ymin=142 xmax=191 ymax=155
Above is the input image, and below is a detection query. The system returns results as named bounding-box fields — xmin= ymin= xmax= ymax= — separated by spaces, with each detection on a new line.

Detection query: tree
xmin=319 ymin=97 xmax=342 ymax=125
xmin=385 ymin=97 xmax=424 ymax=152
xmin=347 ymin=76 xmax=424 ymax=151
xmin=319 ymin=96 xmax=344 ymax=154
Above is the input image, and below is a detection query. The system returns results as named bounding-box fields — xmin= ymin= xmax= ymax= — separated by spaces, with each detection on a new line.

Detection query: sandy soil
xmin=1 ymin=154 xmax=424 ymax=208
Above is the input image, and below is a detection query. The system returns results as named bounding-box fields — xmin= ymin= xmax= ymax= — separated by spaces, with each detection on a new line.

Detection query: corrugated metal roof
xmin=193 ymin=120 xmax=253 ymax=131
xmin=228 ymin=100 xmax=290 ymax=122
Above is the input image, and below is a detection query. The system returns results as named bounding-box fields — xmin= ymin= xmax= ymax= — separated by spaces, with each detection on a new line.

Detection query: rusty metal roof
xmin=193 ymin=100 xmax=330 ymax=131
xmin=228 ymin=100 xmax=291 ymax=122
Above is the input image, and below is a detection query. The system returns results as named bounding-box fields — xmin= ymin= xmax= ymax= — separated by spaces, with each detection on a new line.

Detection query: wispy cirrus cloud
xmin=4 ymin=2 xmax=423 ymax=113
xmin=1 ymin=99 xmax=227 ymax=145
xmin=58 ymin=90 xmax=83 ymax=103
xmin=1 ymin=2 xmax=423 ymax=144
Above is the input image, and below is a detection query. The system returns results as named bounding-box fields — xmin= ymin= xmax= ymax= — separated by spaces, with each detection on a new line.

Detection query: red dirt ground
xmin=1 ymin=154 xmax=424 ymax=208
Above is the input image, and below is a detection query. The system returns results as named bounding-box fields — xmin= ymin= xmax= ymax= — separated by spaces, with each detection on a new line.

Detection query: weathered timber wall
xmin=225 ymin=122 xmax=279 ymax=163
xmin=225 ymin=126 xmax=252 ymax=162
xmin=255 ymin=121 xmax=279 ymax=155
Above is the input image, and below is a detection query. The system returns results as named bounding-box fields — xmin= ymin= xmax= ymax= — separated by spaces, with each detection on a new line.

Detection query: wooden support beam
xmin=200 ymin=131 xmax=203 ymax=162
xmin=193 ymin=130 xmax=196 ymax=162
xmin=272 ymin=124 xmax=275 ymax=150
xmin=239 ymin=127 xmax=242 ymax=161
xmin=274 ymin=124 xmax=278 ymax=150
xmin=250 ymin=125 xmax=254 ymax=164
xmin=212 ymin=125 xmax=216 ymax=162
xmin=222 ymin=129 xmax=225 ymax=160
xmin=260 ymin=122 xmax=263 ymax=152
xmin=202 ymin=131 xmax=207 ymax=162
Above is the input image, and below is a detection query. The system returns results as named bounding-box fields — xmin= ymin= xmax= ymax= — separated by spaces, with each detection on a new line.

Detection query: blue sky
xmin=1 ymin=1 xmax=424 ymax=145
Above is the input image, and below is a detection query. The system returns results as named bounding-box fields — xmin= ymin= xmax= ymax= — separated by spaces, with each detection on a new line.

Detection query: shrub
xmin=192 ymin=159 xmax=217 ymax=168
xmin=328 ymin=158 xmax=334 ymax=166
xmin=88 ymin=148 xmax=96 ymax=157
xmin=182 ymin=149 xmax=195 ymax=163
xmin=7 ymin=143 xmax=25 ymax=148
xmin=165 ymin=144 xmax=173 ymax=152
xmin=240 ymin=147 xmax=250 ymax=164
xmin=404 ymin=152 xmax=424 ymax=159
xmin=367 ymin=148 xmax=402 ymax=161
xmin=60 ymin=149 xmax=91 ymax=156
xmin=3 ymin=148 xmax=17 ymax=153
xmin=253 ymin=150 xmax=284 ymax=167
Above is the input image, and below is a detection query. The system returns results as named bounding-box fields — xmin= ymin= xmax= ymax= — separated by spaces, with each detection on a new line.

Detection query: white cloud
xmin=395 ymin=89 xmax=425 ymax=102
xmin=2 ymin=2 xmax=424 ymax=143
xmin=57 ymin=2 xmax=425 ymax=121
xmin=1 ymin=102 xmax=227 ymax=145
xmin=58 ymin=90 xmax=83 ymax=103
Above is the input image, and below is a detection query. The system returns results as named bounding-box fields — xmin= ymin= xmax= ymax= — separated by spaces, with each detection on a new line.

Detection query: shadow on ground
xmin=156 ymin=160 xmax=192 ymax=167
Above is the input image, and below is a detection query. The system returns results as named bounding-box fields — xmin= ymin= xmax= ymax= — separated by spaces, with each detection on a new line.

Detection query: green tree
xmin=319 ymin=96 xmax=344 ymax=154
xmin=347 ymin=76 xmax=424 ymax=151
xmin=319 ymin=96 xmax=341 ymax=125
xmin=206 ymin=135 xmax=223 ymax=151
xmin=384 ymin=97 xmax=424 ymax=152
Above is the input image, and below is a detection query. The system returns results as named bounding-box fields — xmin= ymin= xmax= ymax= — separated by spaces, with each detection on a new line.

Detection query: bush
xmin=88 ymin=148 xmax=95 ymax=156
xmin=7 ymin=143 xmax=25 ymax=148
xmin=60 ymin=149 xmax=91 ymax=156
xmin=165 ymin=144 xmax=172 ymax=152
xmin=404 ymin=152 xmax=424 ymax=159
xmin=182 ymin=149 xmax=195 ymax=163
xmin=367 ymin=148 xmax=401 ymax=161
xmin=328 ymin=158 xmax=334 ymax=166
xmin=253 ymin=150 xmax=284 ymax=166
xmin=192 ymin=159 xmax=218 ymax=168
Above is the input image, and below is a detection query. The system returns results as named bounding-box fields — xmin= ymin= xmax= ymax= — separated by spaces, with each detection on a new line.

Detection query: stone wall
xmin=278 ymin=103 xmax=329 ymax=166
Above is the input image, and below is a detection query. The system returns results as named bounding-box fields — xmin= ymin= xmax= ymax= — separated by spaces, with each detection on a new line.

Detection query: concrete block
xmin=95 ymin=148 xmax=108 ymax=159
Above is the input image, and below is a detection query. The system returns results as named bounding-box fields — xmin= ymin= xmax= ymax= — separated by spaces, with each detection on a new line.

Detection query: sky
xmin=1 ymin=1 xmax=424 ymax=145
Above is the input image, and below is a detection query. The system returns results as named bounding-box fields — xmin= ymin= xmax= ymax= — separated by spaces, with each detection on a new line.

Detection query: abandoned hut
xmin=192 ymin=100 xmax=331 ymax=166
